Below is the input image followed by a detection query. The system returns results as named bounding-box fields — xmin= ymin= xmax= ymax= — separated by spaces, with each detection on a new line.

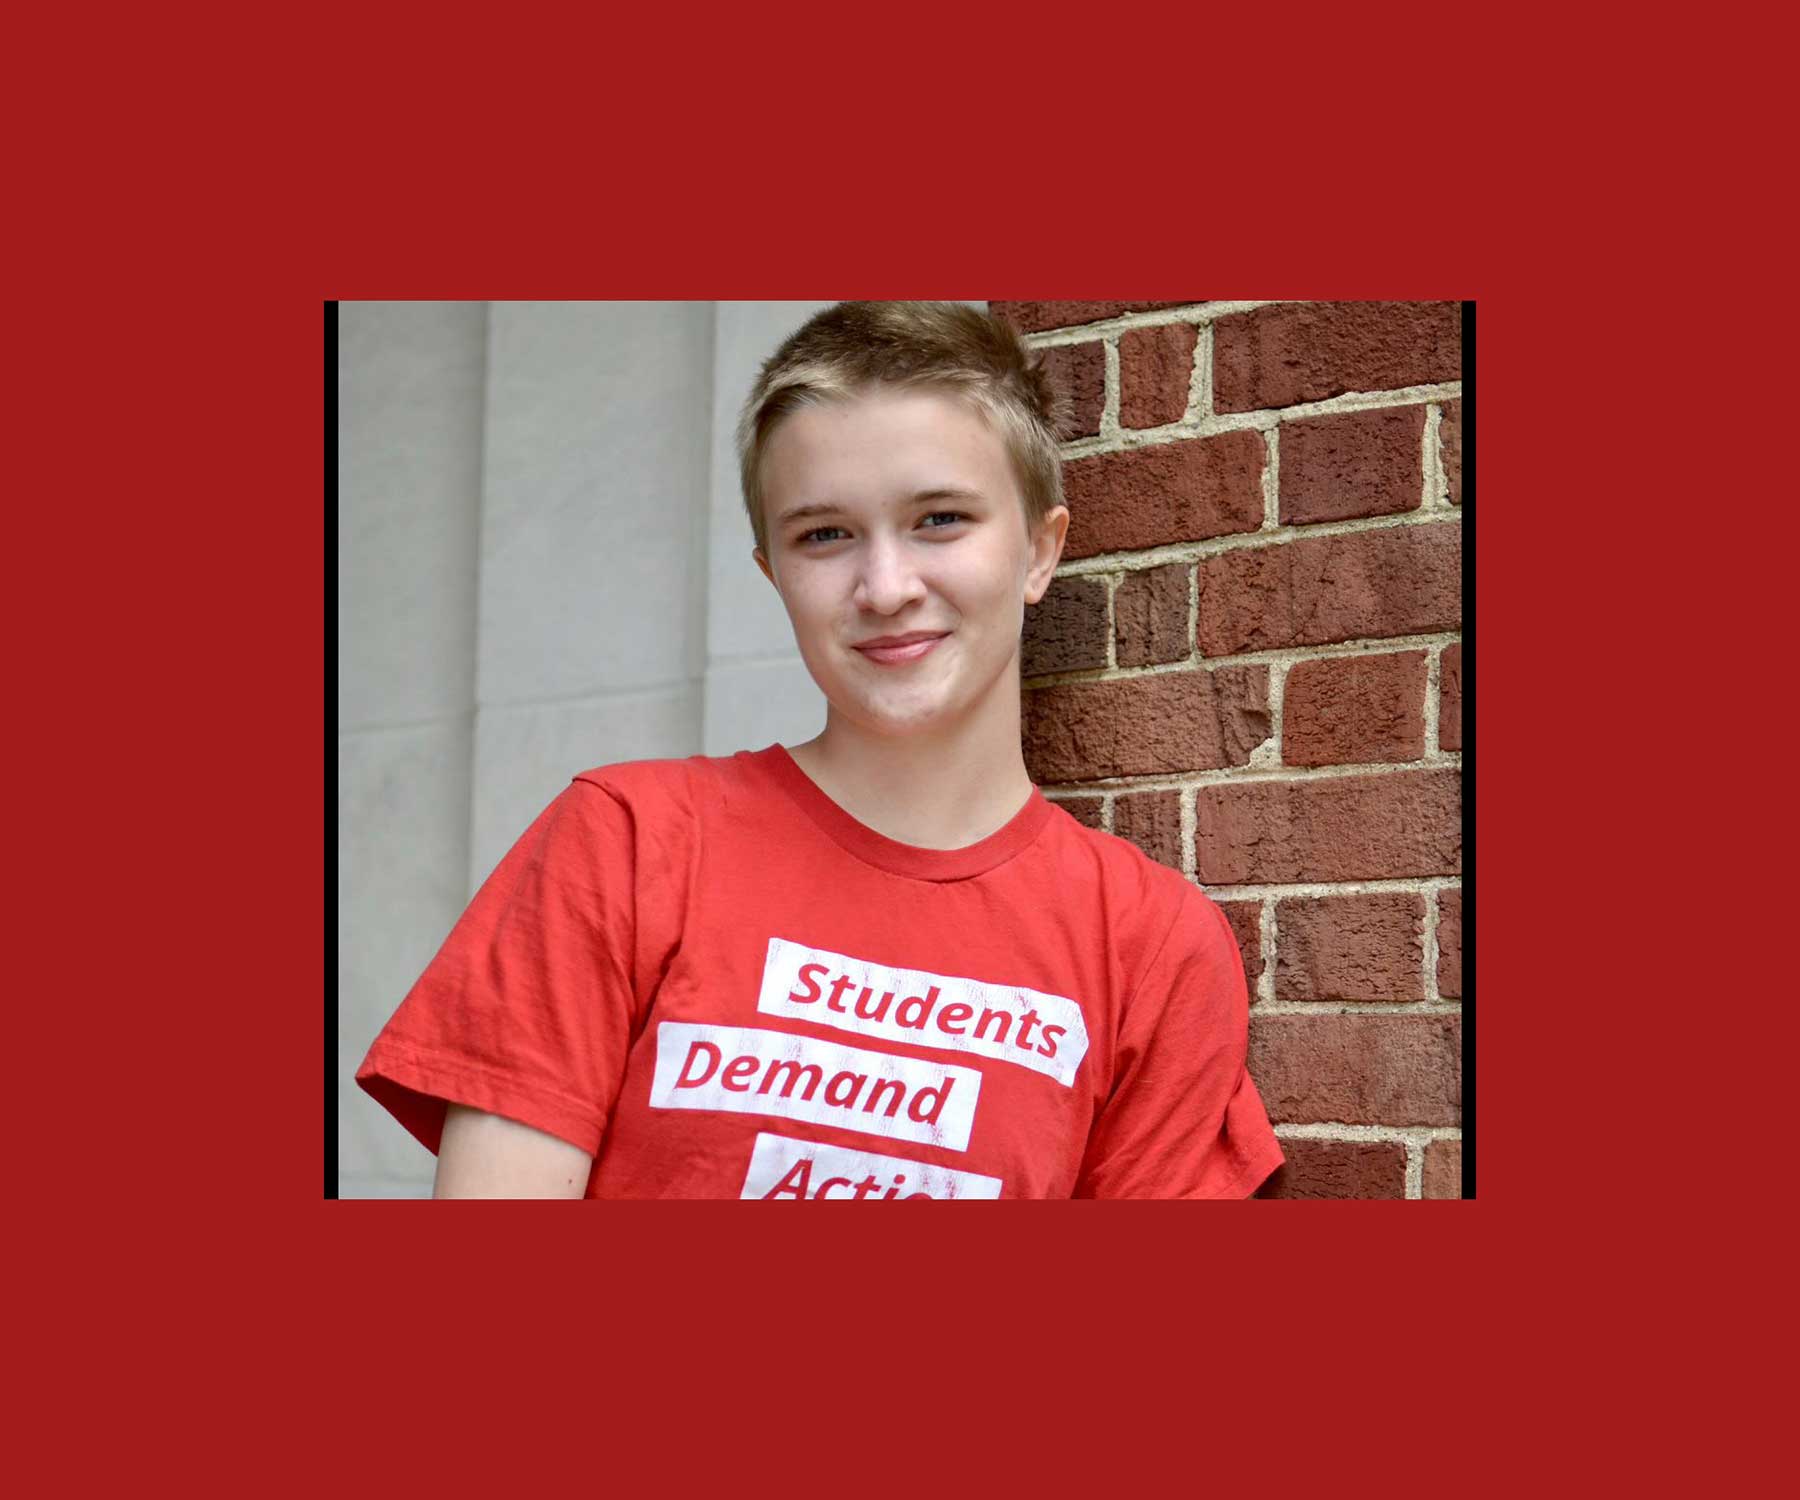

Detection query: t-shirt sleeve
xmin=1074 ymin=882 xmax=1284 ymax=1199
xmin=354 ymin=777 xmax=651 ymax=1159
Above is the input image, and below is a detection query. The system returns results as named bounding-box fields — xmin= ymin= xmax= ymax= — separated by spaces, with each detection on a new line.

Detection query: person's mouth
xmin=851 ymin=630 xmax=949 ymax=666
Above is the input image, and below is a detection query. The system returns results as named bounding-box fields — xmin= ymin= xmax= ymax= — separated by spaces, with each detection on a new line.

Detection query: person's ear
xmin=1023 ymin=505 xmax=1070 ymax=606
xmin=753 ymin=545 xmax=780 ymax=596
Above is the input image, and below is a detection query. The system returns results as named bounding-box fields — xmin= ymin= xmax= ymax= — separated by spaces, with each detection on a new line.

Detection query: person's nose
xmin=852 ymin=530 xmax=928 ymax=616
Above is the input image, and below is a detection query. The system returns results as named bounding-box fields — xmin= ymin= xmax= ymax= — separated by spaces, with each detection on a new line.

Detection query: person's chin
xmin=847 ymin=691 xmax=955 ymax=737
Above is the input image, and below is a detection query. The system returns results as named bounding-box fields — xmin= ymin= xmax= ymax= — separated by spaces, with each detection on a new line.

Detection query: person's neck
xmin=786 ymin=687 xmax=1036 ymax=852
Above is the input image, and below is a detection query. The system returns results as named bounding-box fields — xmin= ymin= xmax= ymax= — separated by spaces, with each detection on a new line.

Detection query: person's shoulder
xmin=567 ymin=748 xmax=757 ymax=816
xmin=1041 ymin=801 xmax=1232 ymax=951
xmin=1041 ymin=799 xmax=1186 ymax=893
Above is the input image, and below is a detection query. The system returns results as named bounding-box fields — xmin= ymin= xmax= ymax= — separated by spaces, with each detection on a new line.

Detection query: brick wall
xmin=1000 ymin=299 xmax=1464 ymax=1200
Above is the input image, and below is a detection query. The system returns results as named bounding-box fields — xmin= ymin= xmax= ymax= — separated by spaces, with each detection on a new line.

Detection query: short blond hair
xmin=737 ymin=301 xmax=1069 ymax=556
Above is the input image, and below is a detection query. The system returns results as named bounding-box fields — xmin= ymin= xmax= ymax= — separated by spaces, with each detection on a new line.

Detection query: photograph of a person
xmin=337 ymin=299 xmax=1466 ymax=1200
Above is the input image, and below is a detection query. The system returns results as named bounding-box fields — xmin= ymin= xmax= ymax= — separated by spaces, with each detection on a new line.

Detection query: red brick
xmin=1438 ymin=643 xmax=1462 ymax=750
xmin=1036 ymin=342 xmax=1104 ymax=441
xmin=1047 ymin=795 xmax=1105 ymax=832
xmin=1215 ymin=900 xmax=1264 ymax=997
xmin=1437 ymin=887 xmax=1461 ymax=998
xmin=1213 ymin=301 xmax=1461 ymax=412
xmin=1247 ymin=1014 xmax=1461 ymax=1126
xmin=1255 ymin=1138 xmax=1406 ymax=1199
xmin=1115 ymin=562 xmax=1191 ymax=667
xmin=1197 ymin=524 xmax=1460 ymax=655
xmin=1063 ymin=431 xmax=1264 ymax=560
xmin=1120 ymin=323 xmax=1198 ymax=429
xmin=1025 ymin=666 xmax=1269 ymax=782
xmin=1422 ymin=1138 xmax=1462 ymax=1198
xmin=990 ymin=300 xmax=1196 ymax=334
xmin=1021 ymin=574 xmax=1109 ymax=679
xmin=1113 ymin=789 xmax=1182 ymax=872
xmin=1195 ymin=768 xmax=1460 ymax=884
xmin=1275 ymin=893 xmax=1426 ymax=1002
xmin=1282 ymin=651 xmax=1427 ymax=766
xmin=1439 ymin=399 xmax=1462 ymax=506
xmin=1279 ymin=405 xmax=1426 ymax=524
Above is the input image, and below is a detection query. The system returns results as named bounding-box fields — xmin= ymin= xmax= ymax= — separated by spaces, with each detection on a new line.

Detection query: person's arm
xmin=1075 ymin=884 xmax=1282 ymax=1198
xmin=432 ymin=1103 xmax=595 ymax=1199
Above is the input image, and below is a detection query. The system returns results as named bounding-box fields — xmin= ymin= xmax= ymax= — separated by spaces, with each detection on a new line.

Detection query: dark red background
xmin=19 ymin=12 xmax=1602 ymax=1474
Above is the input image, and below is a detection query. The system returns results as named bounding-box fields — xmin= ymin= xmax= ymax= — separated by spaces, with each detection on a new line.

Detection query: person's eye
xmin=921 ymin=511 xmax=969 ymax=531
xmin=799 ymin=526 xmax=848 ymax=545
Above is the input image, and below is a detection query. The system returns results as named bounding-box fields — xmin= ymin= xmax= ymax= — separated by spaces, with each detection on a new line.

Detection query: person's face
xmin=753 ymin=386 xmax=1069 ymax=742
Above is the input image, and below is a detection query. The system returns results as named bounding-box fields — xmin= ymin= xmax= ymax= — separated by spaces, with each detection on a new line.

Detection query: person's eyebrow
xmin=775 ymin=486 xmax=987 ymax=526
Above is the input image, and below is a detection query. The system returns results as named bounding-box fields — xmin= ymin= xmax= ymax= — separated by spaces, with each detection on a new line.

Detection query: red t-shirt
xmin=356 ymin=745 xmax=1283 ymax=1199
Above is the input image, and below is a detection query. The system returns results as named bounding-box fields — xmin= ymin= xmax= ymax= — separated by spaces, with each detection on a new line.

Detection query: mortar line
xmin=1020 ymin=300 xmax=1288 ymax=345
xmin=1251 ymin=1000 xmax=1461 ymax=1015
xmin=1186 ymin=562 xmax=1199 ymax=664
xmin=1423 ymin=876 xmax=1443 ymax=1004
xmin=1100 ymin=792 xmax=1114 ymax=836
xmin=1100 ymin=338 xmax=1121 ymax=439
xmin=1259 ymin=897 xmax=1278 ymax=1005
xmin=1261 ymin=426 xmax=1282 ymax=531
xmin=1197 ymin=875 xmax=1462 ymax=901
xmin=1423 ymin=403 xmax=1444 ymax=511
xmin=1180 ymin=784 xmax=1197 ymax=883
xmin=1405 ymin=1142 xmax=1424 ymax=1199
xmin=1197 ymin=321 xmax=1215 ymax=421
xmin=1182 ymin=323 xmax=1206 ymax=424
xmin=1104 ymin=572 xmax=1119 ymax=671
xmin=1055 ymin=381 xmax=1464 ymax=456
xmin=1039 ymin=755 xmax=1460 ymax=798
xmin=1053 ymin=509 xmax=1460 ymax=578
xmin=1272 ymin=1123 xmax=1461 ymax=1142
xmin=1425 ymin=644 xmax=1443 ymax=759
xmin=1248 ymin=658 xmax=1292 ymax=770
xmin=1029 ymin=629 xmax=1464 ymax=686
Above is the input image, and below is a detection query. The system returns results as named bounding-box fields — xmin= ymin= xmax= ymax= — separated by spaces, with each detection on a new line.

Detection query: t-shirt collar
xmin=753 ymin=743 xmax=1054 ymax=882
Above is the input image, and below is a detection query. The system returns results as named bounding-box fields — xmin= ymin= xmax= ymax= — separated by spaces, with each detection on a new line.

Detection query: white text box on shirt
xmin=755 ymin=936 xmax=1090 ymax=1087
xmin=649 ymin=1021 xmax=982 ymax=1152
xmin=739 ymin=1132 xmax=1003 ymax=1200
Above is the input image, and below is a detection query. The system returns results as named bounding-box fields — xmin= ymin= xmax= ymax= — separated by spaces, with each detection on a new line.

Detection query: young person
xmin=355 ymin=301 xmax=1284 ymax=1199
